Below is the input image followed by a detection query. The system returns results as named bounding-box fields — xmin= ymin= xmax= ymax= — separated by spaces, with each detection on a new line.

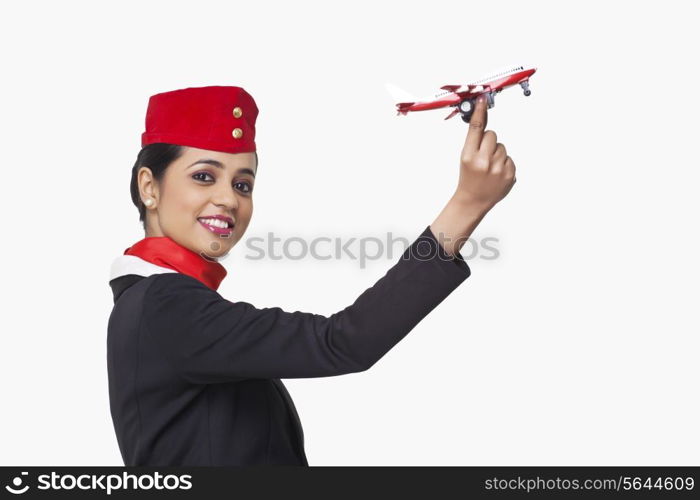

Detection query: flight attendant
xmin=107 ymin=85 xmax=515 ymax=466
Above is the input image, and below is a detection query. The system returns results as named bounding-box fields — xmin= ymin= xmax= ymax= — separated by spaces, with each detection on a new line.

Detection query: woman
xmin=107 ymin=85 xmax=516 ymax=466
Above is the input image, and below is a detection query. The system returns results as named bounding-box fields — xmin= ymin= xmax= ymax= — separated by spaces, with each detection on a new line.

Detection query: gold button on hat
xmin=232 ymin=127 xmax=243 ymax=139
xmin=232 ymin=106 xmax=243 ymax=118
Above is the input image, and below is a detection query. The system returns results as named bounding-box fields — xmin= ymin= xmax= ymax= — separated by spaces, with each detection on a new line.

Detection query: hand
xmin=455 ymin=95 xmax=516 ymax=210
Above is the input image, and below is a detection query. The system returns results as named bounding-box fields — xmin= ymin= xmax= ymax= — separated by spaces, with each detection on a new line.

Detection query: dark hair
xmin=130 ymin=143 xmax=185 ymax=230
xmin=130 ymin=143 xmax=258 ymax=230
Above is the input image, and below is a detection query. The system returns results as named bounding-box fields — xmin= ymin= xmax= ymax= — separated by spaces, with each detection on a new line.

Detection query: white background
xmin=0 ymin=0 xmax=698 ymax=465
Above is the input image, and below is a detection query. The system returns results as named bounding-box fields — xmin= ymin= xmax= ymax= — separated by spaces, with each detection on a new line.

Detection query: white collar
xmin=109 ymin=254 xmax=178 ymax=281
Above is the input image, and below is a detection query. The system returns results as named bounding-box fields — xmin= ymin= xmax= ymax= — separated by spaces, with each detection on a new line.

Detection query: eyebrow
xmin=187 ymin=158 xmax=256 ymax=177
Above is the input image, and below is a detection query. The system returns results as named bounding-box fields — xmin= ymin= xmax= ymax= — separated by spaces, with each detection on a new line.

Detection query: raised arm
xmin=142 ymin=225 xmax=470 ymax=383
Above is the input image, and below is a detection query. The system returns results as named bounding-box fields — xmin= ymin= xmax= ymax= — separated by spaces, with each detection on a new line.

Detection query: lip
xmin=197 ymin=215 xmax=235 ymax=236
xmin=199 ymin=214 xmax=234 ymax=225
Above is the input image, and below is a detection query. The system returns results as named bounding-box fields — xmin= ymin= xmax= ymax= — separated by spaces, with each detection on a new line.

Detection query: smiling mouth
xmin=197 ymin=217 xmax=234 ymax=236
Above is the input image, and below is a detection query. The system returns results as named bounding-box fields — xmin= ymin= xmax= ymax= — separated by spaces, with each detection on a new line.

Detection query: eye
xmin=235 ymin=181 xmax=253 ymax=194
xmin=192 ymin=172 xmax=214 ymax=182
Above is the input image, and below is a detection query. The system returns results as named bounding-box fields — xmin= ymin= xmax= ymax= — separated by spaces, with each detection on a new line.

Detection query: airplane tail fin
xmin=384 ymin=82 xmax=417 ymax=103
xmin=385 ymin=82 xmax=418 ymax=116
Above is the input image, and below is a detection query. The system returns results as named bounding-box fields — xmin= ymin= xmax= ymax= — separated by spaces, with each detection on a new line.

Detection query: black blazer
xmin=107 ymin=225 xmax=471 ymax=465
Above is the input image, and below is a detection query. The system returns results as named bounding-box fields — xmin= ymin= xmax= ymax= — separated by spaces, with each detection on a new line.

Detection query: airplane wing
xmin=440 ymin=84 xmax=488 ymax=94
xmin=444 ymin=108 xmax=460 ymax=120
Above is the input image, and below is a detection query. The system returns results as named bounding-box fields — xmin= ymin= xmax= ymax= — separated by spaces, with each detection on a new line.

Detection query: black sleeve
xmin=142 ymin=225 xmax=471 ymax=383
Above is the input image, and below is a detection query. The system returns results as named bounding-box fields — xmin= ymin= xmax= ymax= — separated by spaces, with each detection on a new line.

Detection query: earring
xmin=144 ymin=199 xmax=153 ymax=207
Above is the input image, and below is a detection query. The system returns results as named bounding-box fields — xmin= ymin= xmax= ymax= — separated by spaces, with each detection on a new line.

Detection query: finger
xmin=464 ymin=95 xmax=488 ymax=153
xmin=480 ymin=130 xmax=497 ymax=160
xmin=491 ymin=155 xmax=506 ymax=175
xmin=493 ymin=143 xmax=507 ymax=161
xmin=505 ymin=156 xmax=516 ymax=179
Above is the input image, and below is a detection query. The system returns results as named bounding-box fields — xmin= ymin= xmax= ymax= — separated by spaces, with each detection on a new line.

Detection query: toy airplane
xmin=393 ymin=65 xmax=537 ymax=123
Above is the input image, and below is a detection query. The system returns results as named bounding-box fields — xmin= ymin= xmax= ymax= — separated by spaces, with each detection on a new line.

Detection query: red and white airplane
xmin=393 ymin=65 xmax=537 ymax=123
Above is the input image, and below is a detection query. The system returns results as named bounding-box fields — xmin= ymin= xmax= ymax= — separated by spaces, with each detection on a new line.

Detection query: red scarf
xmin=124 ymin=237 xmax=227 ymax=291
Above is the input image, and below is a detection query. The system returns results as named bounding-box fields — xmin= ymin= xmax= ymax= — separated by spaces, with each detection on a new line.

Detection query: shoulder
xmin=139 ymin=274 xmax=225 ymax=338
xmin=140 ymin=273 xmax=254 ymax=340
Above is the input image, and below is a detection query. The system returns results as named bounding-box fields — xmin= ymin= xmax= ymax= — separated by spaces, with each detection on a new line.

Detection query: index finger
xmin=464 ymin=95 xmax=488 ymax=153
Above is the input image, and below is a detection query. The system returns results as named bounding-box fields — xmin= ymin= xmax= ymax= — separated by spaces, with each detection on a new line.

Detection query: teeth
xmin=199 ymin=218 xmax=231 ymax=229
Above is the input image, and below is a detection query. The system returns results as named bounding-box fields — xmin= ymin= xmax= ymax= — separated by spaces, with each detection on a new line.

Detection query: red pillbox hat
xmin=141 ymin=85 xmax=258 ymax=154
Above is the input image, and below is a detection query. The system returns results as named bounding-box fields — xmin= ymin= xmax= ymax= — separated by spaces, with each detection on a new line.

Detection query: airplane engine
xmin=520 ymin=80 xmax=531 ymax=96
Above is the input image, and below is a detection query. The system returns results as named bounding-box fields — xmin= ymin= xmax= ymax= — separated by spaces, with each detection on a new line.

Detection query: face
xmin=138 ymin=146 xmax=257 ymax=260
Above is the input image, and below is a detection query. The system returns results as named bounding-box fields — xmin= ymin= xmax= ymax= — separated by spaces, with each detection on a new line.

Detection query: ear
xmin=138 ymin=166 xmax=159 ymax=208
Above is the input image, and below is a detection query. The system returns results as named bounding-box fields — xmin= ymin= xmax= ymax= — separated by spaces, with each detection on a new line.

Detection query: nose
xmin=211 ymin=183 xmax=239 ymax=212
